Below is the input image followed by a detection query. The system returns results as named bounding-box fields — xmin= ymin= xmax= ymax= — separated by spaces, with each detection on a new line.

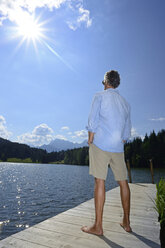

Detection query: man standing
xmin=81 ymin=70 xmax=132 ymax=235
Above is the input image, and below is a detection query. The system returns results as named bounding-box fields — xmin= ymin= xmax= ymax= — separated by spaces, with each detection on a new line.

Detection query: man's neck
xmin=104 ymin=85 xmax=115 ymax=90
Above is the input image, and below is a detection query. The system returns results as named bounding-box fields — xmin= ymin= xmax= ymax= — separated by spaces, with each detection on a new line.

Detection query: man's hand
xmin=88 ymin=131 xmax=95 ymax=145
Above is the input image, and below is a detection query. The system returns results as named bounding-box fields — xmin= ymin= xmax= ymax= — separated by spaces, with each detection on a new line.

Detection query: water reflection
xmin=0 ymin=162 xmax=164 ymax=241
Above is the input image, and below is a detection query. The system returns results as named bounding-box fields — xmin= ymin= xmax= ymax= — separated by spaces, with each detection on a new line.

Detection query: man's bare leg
xmin=81 ymin=178 xmax=105 ymax=235
xmin=118 ymin=180 xmax=132 ymax=232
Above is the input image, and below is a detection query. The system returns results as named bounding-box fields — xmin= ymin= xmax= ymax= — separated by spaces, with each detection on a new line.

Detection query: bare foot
xmin=120 ymin=223 xmax=132 ymax=233
xmin=81 ymin=224 xmax=103 ymax=236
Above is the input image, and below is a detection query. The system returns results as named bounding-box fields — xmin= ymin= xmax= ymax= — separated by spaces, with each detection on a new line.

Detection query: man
xmin=81 ymin=70 xmax=132 ymax=236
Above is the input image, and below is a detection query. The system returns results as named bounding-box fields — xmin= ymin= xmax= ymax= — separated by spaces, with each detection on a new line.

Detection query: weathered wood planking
xmin=0 ymin=184 xmax=160 ymax=248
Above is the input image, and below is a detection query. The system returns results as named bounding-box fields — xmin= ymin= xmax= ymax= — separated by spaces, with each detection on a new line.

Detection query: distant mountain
xmin=40 ymin=139 xmax=88 ymax=152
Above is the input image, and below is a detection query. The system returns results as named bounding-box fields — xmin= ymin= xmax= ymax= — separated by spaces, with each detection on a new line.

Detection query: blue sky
xmin=0 ymin=0 xmax=165 ymax=147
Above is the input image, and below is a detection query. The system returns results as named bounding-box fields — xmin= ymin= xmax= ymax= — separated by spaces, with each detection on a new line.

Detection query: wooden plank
xmin=0 ymin=184 xmax=160 ymax=248
xmin=62 ymin=209 xmax=159 ymax=228
xmin=0 ymin=224 xmax=159 ymax=248
xmin=51 ymin=213 xmax=159 ymax=238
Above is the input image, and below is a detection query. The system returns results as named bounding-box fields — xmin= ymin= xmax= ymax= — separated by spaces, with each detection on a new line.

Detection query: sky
xmin=0 ymin=0 xmax=165 ymax=147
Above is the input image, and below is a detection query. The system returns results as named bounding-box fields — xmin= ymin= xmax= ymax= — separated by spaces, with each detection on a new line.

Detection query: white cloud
xmin=77 ymin=7 xmax=92 ymax=28
xmin=17 ymin=124 xmax=69 ymax=146
xmin=67 ymin=21 xmax=77 ymax=31
xmin=17 ymin=123 xmax=54 ymax=146
xmin=0 ymin=0 xmax=92 ymax=30
xmin=33 ymin=123 xmax=54 ymax=136
xmin=131 ymin=127 xmax=138 ymax=138
xmin=54 ymin=134 xmax=67 ymax=140
xmin=71 ymin=135 xmax=77 ymax=139
xmin=66 ymin=3 xmax=92 ymax=30
xmin=131 ymin=127 xmax=144 ymax=140
xmin=61 ymin=126 xmax=69 ymax=131
xmin=0 ymin=115 xmax=12 ymax=139
xmin=0 ymin=115 xmax=6 ymax=125
xmin=0 ymin=0 xmax=66 ymax=24
xmin=149 ymin=117 xmax=165 ymax=121
xmin=0 ymin=15 xmax=5 ymax=26
xmin=67 ymin=131 xmax=72 ymax=135
xmin=74 ymin=129 xmax=88 ymax=139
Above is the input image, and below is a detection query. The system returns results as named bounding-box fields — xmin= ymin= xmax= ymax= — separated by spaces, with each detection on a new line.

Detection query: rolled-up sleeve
xmin=123 ymin=106 xmax=131 ymax=141
xmin=86 ymin=94 xmax=101 ymax=133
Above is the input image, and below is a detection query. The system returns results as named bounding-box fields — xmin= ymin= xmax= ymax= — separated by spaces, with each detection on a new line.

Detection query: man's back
xmin=87 ymin=88 xmax=131 ymax=152
xmin=83 ymin=70 xmax=132 ymax=237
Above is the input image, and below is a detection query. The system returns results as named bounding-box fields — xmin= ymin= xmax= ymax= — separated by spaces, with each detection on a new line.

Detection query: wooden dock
xmin=0 ymin=183 xmax=160 ymax=248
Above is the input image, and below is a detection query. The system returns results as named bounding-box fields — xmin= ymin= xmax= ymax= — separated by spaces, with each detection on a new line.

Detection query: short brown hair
xmin=104 ymin=70 xmax=120 ymax=88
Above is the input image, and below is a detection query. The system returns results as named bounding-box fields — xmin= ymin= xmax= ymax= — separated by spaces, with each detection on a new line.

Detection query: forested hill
xmin=0 ymin=137 xmax=47 ymax=163
xmin=0 ymin=129 xmax=165 ymax=168
xmin=0 ymin=137 xmax=88 ymax=165
xmin=124 ymin=129 xmax=165 ymax=168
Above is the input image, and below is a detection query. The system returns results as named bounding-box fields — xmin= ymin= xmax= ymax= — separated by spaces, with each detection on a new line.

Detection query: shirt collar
xmin=106 ymin=88 xmax=119 ymax=93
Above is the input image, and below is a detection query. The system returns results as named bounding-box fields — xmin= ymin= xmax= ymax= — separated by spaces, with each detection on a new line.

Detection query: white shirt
xmin=86 ymin=88 xmax=131 ymax=152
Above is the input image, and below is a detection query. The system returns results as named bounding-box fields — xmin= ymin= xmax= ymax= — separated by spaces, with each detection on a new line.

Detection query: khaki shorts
xmin=89 ymin=143 xmax=127 ymax=181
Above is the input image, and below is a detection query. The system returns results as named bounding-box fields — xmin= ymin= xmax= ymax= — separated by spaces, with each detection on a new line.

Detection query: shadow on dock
xmin=97 ymin=231 xmax=160 ymax=248
xmin=134 ymin=183 xmax=149 ymax=187
xmin=99 ymin=235 xmax=124 ymax=248
xmin=132 ymin=231 xmax=160 ymax=248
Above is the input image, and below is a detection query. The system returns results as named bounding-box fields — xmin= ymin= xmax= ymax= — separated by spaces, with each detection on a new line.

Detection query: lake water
xmin=0 ymin=162 xmax=165 ymax=240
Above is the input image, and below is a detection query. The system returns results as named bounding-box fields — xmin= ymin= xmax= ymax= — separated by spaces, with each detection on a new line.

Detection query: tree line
xmin=0 ymin=137 xmax=88 ymax=165
xmin=124 ymin=129 xmax=165 ymax=168
xmin=0 ymin=129 xmax=165 ymax=168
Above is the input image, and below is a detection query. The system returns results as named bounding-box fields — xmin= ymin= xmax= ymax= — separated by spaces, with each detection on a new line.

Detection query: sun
xmin=18 ymin=18 xmax=42 ymax=41
xmin=15 ymin=12 xmax=46 ymax=46
xmin=11 ymin=11 xmax=73 ymax=71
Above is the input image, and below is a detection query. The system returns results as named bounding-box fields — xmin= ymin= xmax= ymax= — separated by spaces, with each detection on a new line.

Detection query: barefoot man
xmin=81 ymin=70 xmax=132 ymax=235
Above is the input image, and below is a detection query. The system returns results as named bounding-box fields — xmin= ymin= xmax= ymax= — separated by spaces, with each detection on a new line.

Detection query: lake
xmin=0 ymin=162 xmax=165 ymax=240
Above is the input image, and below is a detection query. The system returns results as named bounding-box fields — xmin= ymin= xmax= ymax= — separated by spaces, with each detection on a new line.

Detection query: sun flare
xmin=12 ymin=11 xmax=73 ymax=71
xmin=15 ymin=13 xmax=45 ymax=44
xmin=18 ymin=19 xmax=41 ymax=41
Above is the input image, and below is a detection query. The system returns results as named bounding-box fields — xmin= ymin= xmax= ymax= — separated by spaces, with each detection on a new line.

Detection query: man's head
xmin=102 ymin=70 xmax=120 ymax=89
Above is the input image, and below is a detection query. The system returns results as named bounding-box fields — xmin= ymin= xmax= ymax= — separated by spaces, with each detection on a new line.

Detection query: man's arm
xmin=88 ymin=131 xmax=95 ymax=145
xmin=86 ymin=94 xmax=101 ymax=144
xmin=123 ymin=106 xmax=131 ymax=142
